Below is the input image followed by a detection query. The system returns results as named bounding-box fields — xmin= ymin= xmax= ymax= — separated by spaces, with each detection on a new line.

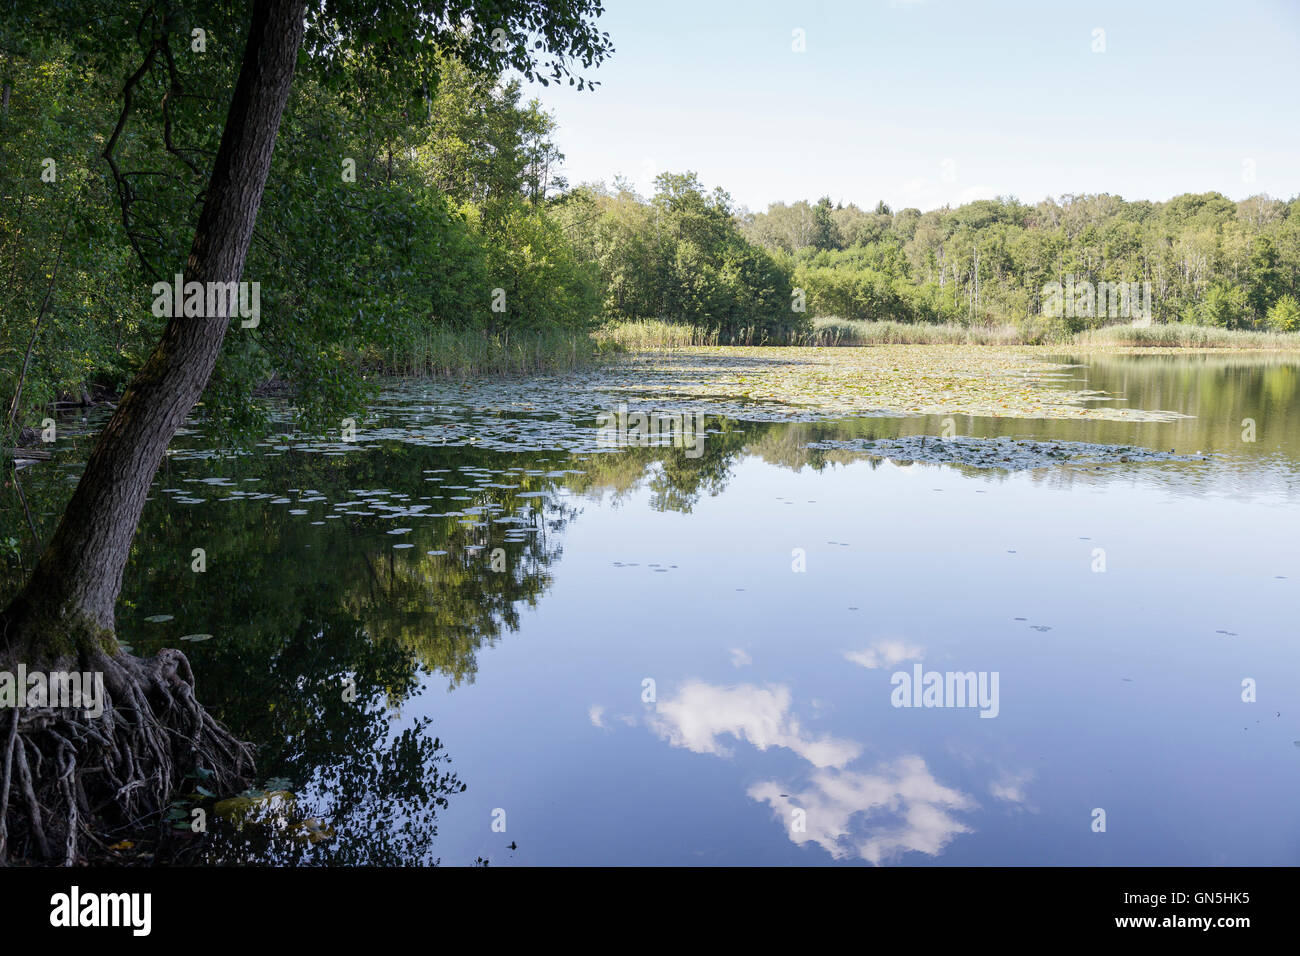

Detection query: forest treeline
xmin=4 ymin=39 xmax=1300 ymax=439
xmin=742 ymin=190 xmax=1300 ymax=335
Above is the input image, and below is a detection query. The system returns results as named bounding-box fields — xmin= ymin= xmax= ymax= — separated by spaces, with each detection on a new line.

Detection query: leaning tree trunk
xmin=0 ymin=0 xmax=306 ymax=864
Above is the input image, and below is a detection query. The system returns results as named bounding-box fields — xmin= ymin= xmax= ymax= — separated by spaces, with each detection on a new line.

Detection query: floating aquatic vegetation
xmin=231 ymin=348 xmax=1186 ymax=465
xmin=805 ymin=435 xmax=1208 ymax=471
xmin=212 ymin=788 xmax=332 ymax=845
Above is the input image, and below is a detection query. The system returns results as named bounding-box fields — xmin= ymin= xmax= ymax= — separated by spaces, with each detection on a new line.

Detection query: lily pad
xmin=805 ymin=435 xmax=1207 ymax=472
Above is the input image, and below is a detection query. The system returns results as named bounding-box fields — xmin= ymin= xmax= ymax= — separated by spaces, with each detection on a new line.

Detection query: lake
xmin=10 ymin=348 xmax=1298 ymax=865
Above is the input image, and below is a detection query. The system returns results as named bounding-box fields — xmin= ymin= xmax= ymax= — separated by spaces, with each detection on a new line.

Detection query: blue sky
xmin=527 ymin=0 xmax=1300 ymax=212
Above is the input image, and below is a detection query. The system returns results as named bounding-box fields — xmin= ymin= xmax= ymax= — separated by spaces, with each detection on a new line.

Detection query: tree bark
xmin=2 ymin=0 xmax=307 ymax=650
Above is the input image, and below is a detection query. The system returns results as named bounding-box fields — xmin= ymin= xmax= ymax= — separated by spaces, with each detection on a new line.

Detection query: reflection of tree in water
xmin=6 ymin=428 xmax=760 ymax=865
xmin=646 ymin=419 xmax=752 ymax=512
xmin=342 ymin=486 xmax=581 ymax=690
xmin=0 ymin=415 xmax=108 ymax=603
xmin=188 ymin=609 xmax=465 ymax=865
xmin=39 ymin=397 xmax=1259 ymax=865
xmin=8 ymin=363 xmax=1300 ymax=864
xmin=566 ymin=418 xmax=763 ymax=513
xmin=107 ymin=442 xmax=586 ymax=863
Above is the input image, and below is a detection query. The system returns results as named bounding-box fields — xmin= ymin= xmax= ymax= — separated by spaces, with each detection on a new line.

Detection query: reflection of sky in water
xmin=414 ymin=447 xmax=1299 ymax=865
xmin=27 ymin=352 xmax=1295 ymax=865
xmin=748 ymin=759 xmax=976 ymax=865
xmin=647 ymin=679 xmax=978 ymax=865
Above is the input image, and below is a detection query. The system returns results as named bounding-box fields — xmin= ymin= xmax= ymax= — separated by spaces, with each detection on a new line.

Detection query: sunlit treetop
xmin=2 ymin=0 xmax=613 ymax=98
xmin=304 ymin=0 xmax=613 ymax=93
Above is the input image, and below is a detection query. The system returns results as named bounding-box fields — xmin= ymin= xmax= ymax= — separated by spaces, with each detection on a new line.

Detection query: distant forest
xmin=5 ymin=39 xmax=1299 ymax=434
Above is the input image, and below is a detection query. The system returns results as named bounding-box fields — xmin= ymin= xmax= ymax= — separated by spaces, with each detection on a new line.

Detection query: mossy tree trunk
xmin=4 ymin=0 xmax=305 ymax=649
xmin=0 ymin=0 xmax=306 ymax=863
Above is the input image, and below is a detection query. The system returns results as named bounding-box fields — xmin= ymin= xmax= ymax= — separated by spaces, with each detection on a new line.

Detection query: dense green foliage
xmin=1 ymin=2 xmax=612 ymax=442
xmin=558 ymin=173 xmax=799 ymax=342
xmin=0 ymin=45 xmax=148 ymax=428
xmin=4 ymin=4 xmax=1299 ymax=449
xmin=740 ymin=194 xmax=1300 ymax=335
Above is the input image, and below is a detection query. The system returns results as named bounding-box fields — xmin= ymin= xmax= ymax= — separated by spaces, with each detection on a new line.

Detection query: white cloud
xmin=749 ymin=756 xmax=976 ymax=864
xmin=989 ymin=769 xmax=1035 ymax=807
xmin=648 ymin=681 xmax=860 ymax=769
xmin=588 ymin=704 xmax=606 ymax=728
xmin=730 ymin=647 xmax=753 ymax=668
xmin=845 ymin=639 xmax=924 ymax=670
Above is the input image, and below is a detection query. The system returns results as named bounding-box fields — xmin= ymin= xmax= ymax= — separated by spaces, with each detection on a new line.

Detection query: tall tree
xmin=1 ymin=0 xmax=611 ymax=864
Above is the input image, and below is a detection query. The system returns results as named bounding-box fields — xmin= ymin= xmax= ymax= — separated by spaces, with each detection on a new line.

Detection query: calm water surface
xmin=11 ymin=352 xmax=1298 ymax=865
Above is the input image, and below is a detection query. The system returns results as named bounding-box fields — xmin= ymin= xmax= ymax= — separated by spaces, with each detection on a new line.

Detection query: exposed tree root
xmin=0 ymin=646 xmax=254 ymax=865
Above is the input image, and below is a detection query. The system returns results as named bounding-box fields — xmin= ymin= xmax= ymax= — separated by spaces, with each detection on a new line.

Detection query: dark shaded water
xmin=4 ymin=351 xmax=1299 ymax=865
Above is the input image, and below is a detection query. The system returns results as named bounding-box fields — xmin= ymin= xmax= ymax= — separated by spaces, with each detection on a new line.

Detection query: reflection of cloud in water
xmin=989 ymin=769 xmax=1035 ymax=808
xmin=649 ymin=681 xmax=860 ymax=768
xmin=749 ymin=758 xmax=976 ymax=865
xmin=648 ymin=679 xmax=979 ymax=864
xmin=845 ymin=639 xmax=924 ymax=670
